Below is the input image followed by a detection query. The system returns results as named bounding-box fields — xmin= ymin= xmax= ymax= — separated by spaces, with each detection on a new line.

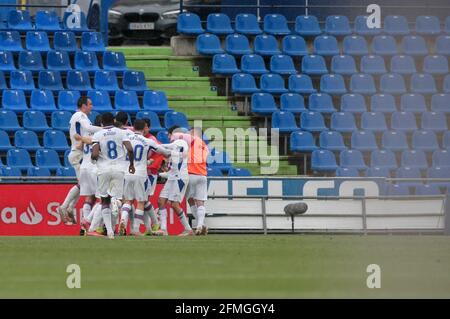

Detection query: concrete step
xmin=140 ymin=67 xmax=199 ymax=77
xmin=109 ymin=46 xmax=173 ymax=56
xmin=174 ymin=106 xmax=237 ymax=117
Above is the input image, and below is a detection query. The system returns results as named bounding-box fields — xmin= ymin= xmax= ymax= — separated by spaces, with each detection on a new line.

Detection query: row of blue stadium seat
xmin=197 ymin=33 xmax=450 ymax=57
xmin=0 ymin=51 xmax=127 ymax=72
xmin=0 ymin=89 xmax=170 ymax=113
xmin=0 ymin=129 xmax=69 ymax=151
xmin=178 ymin=13 xmax=450 ymax=36
xmin=0 ymin=166 xmax=76 ymax=177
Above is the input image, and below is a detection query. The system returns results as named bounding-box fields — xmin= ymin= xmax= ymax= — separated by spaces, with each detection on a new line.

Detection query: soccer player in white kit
xmin=58 ymin=97 xmax=101 ymax=224
xmin=91 ymin=112 xmax=135 ymax=239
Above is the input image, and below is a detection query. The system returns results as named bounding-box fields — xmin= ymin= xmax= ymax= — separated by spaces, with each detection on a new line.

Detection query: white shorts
xmin=68 ymin=149 xmax=83 ymax=180
xmin=96 ymin=171 xmax=125 ymax=199
xmin=79 ymin=168 xmax=98 ymax=196
xmin=146 ymin=174 xmax=158 ymax=196
xmin=186 ymin=174 xmax=208 ymax=201
xmin=123 ymin=174 xmax=148 ymax=202
xmin=159 ymin=179 xmax=189 ymax=203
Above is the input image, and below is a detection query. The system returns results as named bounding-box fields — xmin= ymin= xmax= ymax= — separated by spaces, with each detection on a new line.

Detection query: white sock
xmin=101 ymin=206 xmax=114 ymax=237
xmin=68 ymin=192 xmax=80 ymax=211
xmin=120 ymin=204 xmax=132 ymax=227
xmin=82 ymin=202 xmax=92 ymax=220
xmin=190 ymin=204 xmax=198 ymax=219
xmin=143 ymin=211 xmax=151 ymax=231
xmin=61 ymin=185 xmax=80 ymax=209
xmin=89 ymin=205 xmax=103 ymax=232
xmin=159 ymin=208 xmax=167 ymax=231
xmin=196 ymin=205 xmax=206 ymax=228
xmin=177 ymin=210 xmax=192 ymax=231
xmin=133 ymin=209 xmax=144 ymax=233
xmin=86 ymin=203 xmax=96 ymax=223
xmin=145 ymin=202 xmax=158 ymax=226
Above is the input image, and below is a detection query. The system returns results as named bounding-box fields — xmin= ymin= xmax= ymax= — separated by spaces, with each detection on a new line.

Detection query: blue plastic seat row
xmin=0 ymin=166 xmax=76 ymax=177
xmin=5 ymin=10 xmax=89 ymax=32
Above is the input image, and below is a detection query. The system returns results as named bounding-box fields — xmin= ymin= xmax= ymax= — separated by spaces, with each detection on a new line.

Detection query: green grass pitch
xmin=0 ymin=235 xmax=449 ymax=298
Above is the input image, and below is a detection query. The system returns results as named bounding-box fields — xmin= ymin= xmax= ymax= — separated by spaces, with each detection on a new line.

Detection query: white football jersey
xmin=69 ymin=111 xmax=101 ymax=150
xmin=125 ymin=133 xmax=166 ymax=177
xmin=92 ymin=126 xmax=131 ymax=173
xmin=162 ymin=139 xmax=189 ymax=180
xmin=80 ymin=131 xmax=96 ymax=170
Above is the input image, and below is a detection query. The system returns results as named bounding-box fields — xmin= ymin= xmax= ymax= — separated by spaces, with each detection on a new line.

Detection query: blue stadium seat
xmin=371 ymin=149 xmax=397 ymax=169
xmin=319 ymin=131 xmax=346 ymax=151
xmin=290 ymin=131 xmax=318 ymax=152
xmin=264 ymin=14 xmax=290 ymax=35
xmin=2 ymin=90 xmax=28 ymax=112
xmin=26 ymin=31 xmax=50 ymax=52
xmin=340 ymin=149 xmax=367 ymax=170
xmin=66 ymin=70 xmax=92 ymax=91
xmin=386 ymin=183 xmax=410 ymax=196
xmin=56 ymin=166 xmax=76 ymax=177
xmin=260 ymin=73 xmax=288 ymax=94
xmin=360 ymin=55 xmax=386 ymax=74
xmin=87 ymin=90 xmax=113 ymax=112
xmin=235 ymin=13 xmax=262 ymax=35
xmin=122 ymin=70 xmax=147 ymax=92
xmin=1 ymin=166 xmax=22 ymax=176
xmin=207 ymin=149 xmax=232 ymax=172
xmin=10 ymin=70 xmax=35 ymax=91
xmin=336 ymin=167 xmax=360 ymax=177
xmin=212 ymin=54 xmax=239 ymax=74
xmin=380 ymin=73 xmax=406 ymax=95
xmin=35 ymin=10 xmax=61 ymax=31
xmin=228 ymin=167 xmax=252 ymax=177
xmin=156 ymin=130 xmax=170 ymax=144
xmin=54 ymin=31 xmax=78 ymax=52
xmin=301 ymin=55 xmax=328 ymax=75
xmin=371 ymin=35 xmax=398 ymax=56
xmin=62 ymin=11 xmax=89 ymax=32
xmin=271 ymin=111 xmax=298 ymax=133
xmin=410 ymin=73 xmax=437 ymax=94
xmin=8 ymin=10 xmax=32 ymax=30
xmin=103 ymin=51 xmax=127 ymax=72
xmin=254 ymin=34 xmax=281 ymax=56
xmin=47 ymin=50 xmax=71 ymax=72
xmin=27 ymin=166 xmax=51 ymax=177
xmin=416 ymin=16 xmax=441 ymax=35
xmin=0 ymin=71 xmax=7 ymax=90
xmin=395 ymin=170 xmax=423 ymax=189
xmin=43 ymin=130 xmax=69 ymax=151
xmin=411 ymin=130 xmax=439 ymax=152
xmin=432 ymin=149 xmax=450 ymax=167
xmin=0 ymin=50 xmax=16 ymax=71
xmin=164 ymin=111 xmax=189 ymax=129
xmin=351 ymin=131 xmax=378 ymax=151
xmin=270 ymin=55 xmax=297 ymax=74
xmin=331 ymin=55 xmax=357 ymax=75
xmin=443 ymin=131 xmax=450 ymax=149
xmin=427 ymin=167 xmax=450 ymax=187
xmin=431 ymin=94 xmax=450 ymax=113
xmin=300 ymin=112 xmax=327 ymax=132
xmin=0 ymin=31 xmax=23 ymax=52
xmin=7 ymin=149 xmax=33 ymax=171
xmin=177 ymin=13 xmax=204 ymax=35
xmin=94 ymin=71 xmax=119 ymax=92
xmin=320 ymin=74 xmax=347 ymax=95
xmin=325 ymin=15 xmax=351 ymax=36
xmin=74 ymin=51 xmax=100 ymax=73
xmin=401 ymin=36 xmax=428 ymax=56
xmin=343 ymin=35 xmax=369 ymax=56
xmin=390 ymin=111 xmax=417 ymax=132
xmin=401 ymin=149 xmax=428 ymax=170
xmin=232 ymin=73 xmax=259 ymax=94
xmin=23 ymin=110 xmax=49 ymax=132
xmin=370 ymin=94 xmax=397 ymax=113
xmin=423 ymin=55 xmax=449 ymax=75
xmin=361 ymin=112 xmax=388 ymax=132
xmin=421 ymin=111 xmax=447 ymax=132
xmin=400 ymin=94 xmax=426 ymax=113
xmin=354 ymin=15 xmax=381 ymax=35
xmin=51 ymin=111 xmax=72 ymax=132
xmin=38 ymin=71 xmax=64 ymax=91
xmin=446 ymin=16 xmax=450 ymax=34
xmin=135 ymin=111 xmax=164 ymax=133
xmin=313 ymin=35 xmax=339 ymax=56
xmin=390 ymin=55 xmax=416 ymax=75
xmin=207 ymin=167 xmax=223 ymax=177
xmin=350 ymin=74 xmax=376 ymax=95
xmin=282 ymin=35 xmax=308 ymax=56
xmin=143 ymin=90 xmax=171 ymax=114
xmin=311 ymin=149 xmax=338 ymax=172
xmin=416 ymin=184 xmax=442 ymax=195
xmin=280 ymin=93 xmax=306 ymax=114
xmin=196 ymin=33 xmax=224 ymax=55
xmin=30 ymin=90 xmax=57 ymax=113
xmin=35 ymin=149 xmax=62 ymax=170
xmin=206 ymin=13 xmax=233 ymax=35
xmin=382 ymin=131 xmax=409 ymax=151
xmin=295 ymin=15 xmax=321 ymax=36
xmin=225 ymin=34 xmax=252 ymax=56
xmin=445 ymin=75 xmax=450 ymax=93
xmin=81 ymin=32 xmax=105 ymax=52
xmin=14 ymin=130 xmax=41 ymax=151
xmin=240 ymin=54 xmax=268 ymax=75
xmin=435 ymin=35 xmax=450 ymax=55
xmin=366 ymin=167 xmax=391 ymax=178
xmin=58 ymin=90 xmax=79 ymax=111
xmin=288 ymin=74 xmax=316 ymax=94
xmin=0 ymin=130 xmax=12 ymax=151
xmin=251 ymin=93 xmax=278 ymax=115
xmin=0 ymin=110 xmax=21 ymax=132
xmin=341 ymin=93 xmax=366 ymax=113
xmin=330 ymin=112 xmax=357 ymax=133
xmin=63 ymin=149 xmax=71 ymax=167
xmin=309 ymin=93 xmax=337 ymax=113
xmin=384 ymin=15 xmax=410 ymax=35
xmin=115 ymin=91 xmax=140 ymax=113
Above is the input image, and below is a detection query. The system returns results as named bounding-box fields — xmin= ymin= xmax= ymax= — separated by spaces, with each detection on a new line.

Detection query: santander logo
xmin=1 ymin=202 xmax=66 ymax=226
xmin=19 ymin=202 xmax=43 ymax=225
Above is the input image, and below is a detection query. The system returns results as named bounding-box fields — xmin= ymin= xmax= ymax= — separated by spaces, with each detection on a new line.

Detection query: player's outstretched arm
xmin=74 ymin=134 xmax=93 ymax=145
xmin=123 ymin=140 xmax=135 ymax=174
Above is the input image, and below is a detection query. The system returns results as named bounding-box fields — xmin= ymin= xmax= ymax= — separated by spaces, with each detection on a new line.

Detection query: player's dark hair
xmin=134 ymin=119 xmax=146 ymax=131
xmin=168 ymin=125 xmax=180 ymax=135
xmin=94 ymin=115 xmax=103 ymax=127
xmin=101 ymin=112 xmax=115 ymax=126
xmin=77 ymin=96 xmax=89 ymax=109
xmin=143 ymin=118 xmax=151 ymax=129
xmin=115 ymin=111 xmax=129 ymax=126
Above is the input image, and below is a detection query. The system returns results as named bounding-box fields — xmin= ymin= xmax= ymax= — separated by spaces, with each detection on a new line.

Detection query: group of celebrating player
xmin=56 ymin=97 xmax=209 ymax=239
